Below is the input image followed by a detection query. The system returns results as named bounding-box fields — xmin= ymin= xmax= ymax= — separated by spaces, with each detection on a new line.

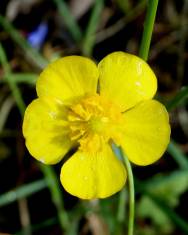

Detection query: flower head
xmin=23 ymin=52 xmax=170 ymax=199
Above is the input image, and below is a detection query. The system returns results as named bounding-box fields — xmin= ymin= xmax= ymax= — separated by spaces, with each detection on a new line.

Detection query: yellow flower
xmin=23 ymin=52 xmax=170 ymax=199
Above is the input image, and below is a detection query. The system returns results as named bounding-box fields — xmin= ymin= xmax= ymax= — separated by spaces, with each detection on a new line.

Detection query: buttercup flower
xmin=23 ymin=52 xmax=170 ymax=199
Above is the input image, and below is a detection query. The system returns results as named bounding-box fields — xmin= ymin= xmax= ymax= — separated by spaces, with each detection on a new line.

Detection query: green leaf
xmin=144 ymin=170 xmax=188 ymax=207
xmin=137 ymin=196 xmax=174 ymax=234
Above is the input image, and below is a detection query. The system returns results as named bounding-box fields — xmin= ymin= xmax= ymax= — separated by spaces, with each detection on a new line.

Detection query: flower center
xmin=67 ymin=94 xmax=122 ymax=152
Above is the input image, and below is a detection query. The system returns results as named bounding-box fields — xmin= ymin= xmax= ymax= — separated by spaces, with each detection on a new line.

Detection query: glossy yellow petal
xmin=120 ymin=100 xmax=170 ymax=165
xmin=60 ymin=144 xmax=127 ymax=199
xmin=98 ymin=52 xmax=157 ymax=111
xmin=37 ymin=56 xmax=99 ymax=104
xmin=23 ymin=98 xmax=72 ymax=164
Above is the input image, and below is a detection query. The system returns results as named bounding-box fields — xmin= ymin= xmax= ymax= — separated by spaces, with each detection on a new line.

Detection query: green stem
xmin=121 ymin=149 xmax=135 ymax=235
xmin=139 ymin=0 xmax=159 ymax=60
xmin=112 ymin=144 xmax=135 ymax=235
xmin=118 ymin=1 xmax=159 ymax=234
xmin=114 ymin=146 xmax=134 ymax=235
xmin=117 ymin=188 xmax=127 ymax=224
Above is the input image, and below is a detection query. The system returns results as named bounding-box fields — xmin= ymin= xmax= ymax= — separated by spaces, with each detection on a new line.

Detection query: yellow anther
xmin=67 ymin=94 xmax=123 ymax=152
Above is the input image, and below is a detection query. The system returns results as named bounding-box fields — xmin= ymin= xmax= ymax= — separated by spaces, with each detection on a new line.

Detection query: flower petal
xmin=23 ymin=98 xmax=72 ymax=164
xmin=120 ymin=100 xmax=170 ymax=165
xmin=60 ymin=144 xmax=127 ymax=199
xmin=98 ymin=52 xmax=157 ymax=111
xmin=37 ymin=56 xmax=99 ymax=104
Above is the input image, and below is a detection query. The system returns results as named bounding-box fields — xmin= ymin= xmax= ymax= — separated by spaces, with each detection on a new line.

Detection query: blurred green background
xmin=0 ymin=0 xmax=188 ymax=234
